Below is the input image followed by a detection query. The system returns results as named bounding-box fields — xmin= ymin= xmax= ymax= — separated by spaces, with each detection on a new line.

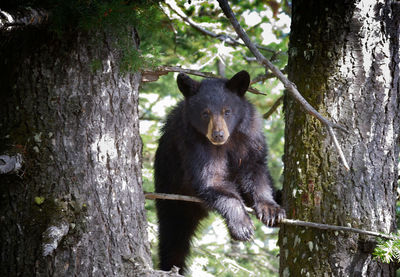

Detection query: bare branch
xmin=282 ymin=218 xmax=397 ymax=241
xmin=144 ymin=192 xmax=397 ymax=240
xmin=144 ymin=192 xmax=202 ymax=203
xmin=251 ymin=68 xmax=287 ymax=85
xmin=141 ymin=66 xmax=218 ymax=82
xmin=139 ymin=115 xmax=162 ymax=121
xmin=141 ymin=65 xmax=266 ymax=95
xmin=263 ymin=96 xmax=283 ymax=119
xmin=164 ymin=2 xmax=277 ymax=54
xmin=247 ymin=87 xmax=266 ymax=95
xmin=217 ymin=0 xmax=350 ymax=171
xmin=0 ymin=154 xmax=23 ymax=174
xmin=0 ymin=8 xmax=49 ymax=31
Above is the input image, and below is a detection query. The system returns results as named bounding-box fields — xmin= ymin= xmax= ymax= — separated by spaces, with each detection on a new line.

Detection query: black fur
xmin=154 ymin=71 xmax=285 ymax=274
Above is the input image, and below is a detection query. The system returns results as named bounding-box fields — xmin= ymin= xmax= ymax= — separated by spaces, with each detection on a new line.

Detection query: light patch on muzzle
xmin=206 ymin=114 xmax=230 ymax=145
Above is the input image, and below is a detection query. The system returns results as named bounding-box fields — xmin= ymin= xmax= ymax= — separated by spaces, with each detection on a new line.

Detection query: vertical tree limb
xmin=217 ymin=0 xmax=350 ymax=171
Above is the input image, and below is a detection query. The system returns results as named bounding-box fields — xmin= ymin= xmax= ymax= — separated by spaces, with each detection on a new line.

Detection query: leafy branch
xmin=373 ymin=238 xmax=400 ymax=263
xmin=217 ymin=0 xmax=350 ymax=171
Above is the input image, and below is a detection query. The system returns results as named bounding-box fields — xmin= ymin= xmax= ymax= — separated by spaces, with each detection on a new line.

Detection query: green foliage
xmin=80 ymin=0 xmax=172 ymax=70
xmin=381 ymin=171 xmax=400 ymax=271
xmin=25 ymin=0 xmax=173 ymax=71
xmin=373 ymin=235 xmax=400 ymax=263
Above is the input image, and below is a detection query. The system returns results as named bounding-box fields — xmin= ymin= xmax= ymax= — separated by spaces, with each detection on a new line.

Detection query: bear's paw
xmin=227 ymin=213 xmax=254 ymax=241
xmin=254 ymin=201 xmax=286 ymax=227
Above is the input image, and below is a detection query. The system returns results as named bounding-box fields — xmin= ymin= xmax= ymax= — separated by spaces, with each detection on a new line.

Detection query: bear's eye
xmin=224 ymin=109 xmax=231 ymax=116
xmin=201 ymin=110 xmax=210 ymax=120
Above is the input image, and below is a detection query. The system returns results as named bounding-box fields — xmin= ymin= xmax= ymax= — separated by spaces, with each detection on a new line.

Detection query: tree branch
xmin=250 ymin=68 xmax=287 ymax=85
xmin=0 ymin=8 xmax=49 ymax=32
xmin=263 ymin=96 xmax=283 ymax=119
xmin=164 ymin=1 xmax=277 ymax=54
xmin=144 ymin=192 xmax=202 ymax=203
xmin=141 ymin=65 xmax=218 ymax=82
xmin=141 ymin=65 xmax=266 ymax=95
xmin=144 ymin=192 xmax=397 ymax=240
xmin=217 ymin=0 xmax=350 ymax=171
xmin=281 ymin=218 xmax=397 ymax=241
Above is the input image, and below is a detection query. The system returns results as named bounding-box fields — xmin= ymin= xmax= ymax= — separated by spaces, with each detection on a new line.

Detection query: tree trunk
xmin=280 ymin=1 xmax=400 ymax=276
xmin=0 ymin=27 xmax=161 ymax=275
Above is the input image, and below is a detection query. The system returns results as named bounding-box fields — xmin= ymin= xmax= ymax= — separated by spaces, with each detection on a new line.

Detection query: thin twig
xmin=141 ymin=65 xmax=217 ymax=82
xmin=144 ymin=192 xmax=202 ymax=203
xmin=247 ymin=87 xmax=266 ymax=95
xmin=144 ymin=192 xmax=397 ymax=240
xmin=139 ymin=115 xmax=162 ymax=121
xmin=263 ymin=96 xmax=283 ymax=119
xmin=282 ymin=219 xmax=396 ymax=240
xmin=250 ymin=68 xmax=287 ymax=85
xmin=217 ymin=0 xmax=350 ymax=171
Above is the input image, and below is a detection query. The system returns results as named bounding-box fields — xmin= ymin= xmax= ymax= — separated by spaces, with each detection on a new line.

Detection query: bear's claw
xmin=254 ymin=201 xmax=286 ymax=227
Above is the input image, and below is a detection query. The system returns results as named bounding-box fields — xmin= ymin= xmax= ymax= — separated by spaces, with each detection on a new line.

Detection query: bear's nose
xmin=212 ymin=130 xmax=224 ymax=141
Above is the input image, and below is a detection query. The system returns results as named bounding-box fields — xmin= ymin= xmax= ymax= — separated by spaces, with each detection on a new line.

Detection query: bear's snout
xmin=212 ymin=130 xmax=225 ymax=141
xmin=206 ymin=115 xmax=230 ymax=145
xmin=211 ymin=130 xmax=226 ymax=145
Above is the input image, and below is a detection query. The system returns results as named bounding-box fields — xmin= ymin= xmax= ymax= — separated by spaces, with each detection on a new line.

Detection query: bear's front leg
xmin=238 ymin=162 xmax=286 ymax=227
xmin=185 ymin=147 xmax=255 ymax=240
xmin=199 ymin=185 xmax=254 ymax=241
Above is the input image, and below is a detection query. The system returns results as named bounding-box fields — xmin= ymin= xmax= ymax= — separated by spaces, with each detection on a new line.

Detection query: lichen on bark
xmin=280 ymin=1 xmax=399 ymax=276
xmin=0 ymin=27 xmax=154 ymax=276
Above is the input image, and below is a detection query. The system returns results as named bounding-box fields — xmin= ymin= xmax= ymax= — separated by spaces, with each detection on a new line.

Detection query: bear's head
xmin=177 ymin=71 xmax=250 ymax=146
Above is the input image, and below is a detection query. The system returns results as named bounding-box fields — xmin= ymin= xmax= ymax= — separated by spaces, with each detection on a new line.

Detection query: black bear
xmin=154 ymin=70 xmax=285 ymax=274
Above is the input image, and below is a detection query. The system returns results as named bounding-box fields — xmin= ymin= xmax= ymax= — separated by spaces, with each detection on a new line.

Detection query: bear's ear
xmin=177 ymin=73 xmax=200 ymax=97
xmin=226 ymin=70 xmax=250 ymax=97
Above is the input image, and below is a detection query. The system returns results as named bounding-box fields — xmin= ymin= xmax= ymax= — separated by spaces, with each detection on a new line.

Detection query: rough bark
xmin=0 ymin=27 xmax=160 ymax=275
xmin=280 ymin=1 xmax=400 ymax=276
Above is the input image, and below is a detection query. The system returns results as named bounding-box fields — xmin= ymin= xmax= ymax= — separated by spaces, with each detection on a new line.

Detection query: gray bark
xmin=280 ymin=1 xmax=400 ymax=276
xmin=0 ymin=27 xmax=166 ymax=276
